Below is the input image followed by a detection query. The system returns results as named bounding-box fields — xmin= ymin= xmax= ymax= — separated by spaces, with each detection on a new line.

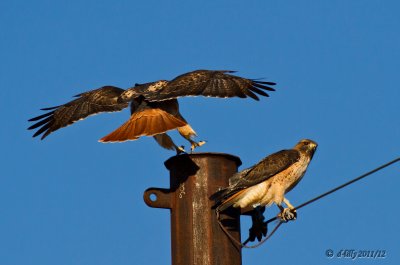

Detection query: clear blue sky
xmin=1 ymin=1 xmax=399 ymax=264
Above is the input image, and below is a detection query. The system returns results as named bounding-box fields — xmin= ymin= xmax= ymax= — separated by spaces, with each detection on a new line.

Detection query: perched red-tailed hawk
xmin=212 ymin=139 xmax=317 ymax=221
xmin=28 ymin=70 xmax=275 ymax=153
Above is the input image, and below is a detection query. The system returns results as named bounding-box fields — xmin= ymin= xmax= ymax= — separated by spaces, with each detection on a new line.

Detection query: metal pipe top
xmin=164 ymin=152 xmax=242 ymax=170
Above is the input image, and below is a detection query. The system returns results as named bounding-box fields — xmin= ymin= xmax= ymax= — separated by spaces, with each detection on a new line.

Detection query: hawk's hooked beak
xmin=308 ymin=142 xmax=318 ymax=159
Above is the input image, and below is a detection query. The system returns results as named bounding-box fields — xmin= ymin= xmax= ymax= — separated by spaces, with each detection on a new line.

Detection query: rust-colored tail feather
xmin=99 ymin=108 xmax=187 ymax=142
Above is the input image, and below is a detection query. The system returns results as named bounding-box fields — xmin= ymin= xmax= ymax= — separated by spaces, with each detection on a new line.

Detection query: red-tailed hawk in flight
xmin=28 ymin=70 xmax=275 ymax=153
xmin=212 ymin=139 xmax=317 ymax=221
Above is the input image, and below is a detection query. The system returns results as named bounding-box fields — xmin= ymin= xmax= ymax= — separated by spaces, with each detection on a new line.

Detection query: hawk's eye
xmin=303 ymin=141 xmax=309 ymax=145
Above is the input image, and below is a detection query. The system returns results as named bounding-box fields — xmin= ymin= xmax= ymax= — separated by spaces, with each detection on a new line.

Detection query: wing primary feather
xmin=245 ymin=90 xmax=260 ymax=101
xmin=41 ymin=127 xmax=54 ymax=140
xmin=28 ymin=111 xmax=54 ymax=122
xmin=249 ymin=86 xmax=270 ymax=97
xmin=252 ymin=81 xmax=276 ymax=91
xmin=40 ymin=106 xmax=60 ymax=111
xmin=28 ymin=86 xmax=128 ymax=139
xmin=27 ymin=116 xmax=53 ymax=130
xmin=251 ymin=79 xmax=276 ymax=85
xmin=32 ymin=124 xmax=51 ymax=138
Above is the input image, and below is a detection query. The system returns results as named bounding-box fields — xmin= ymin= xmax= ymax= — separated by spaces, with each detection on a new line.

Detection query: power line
xmin=295 ymin=157 xmax=400 ymax=211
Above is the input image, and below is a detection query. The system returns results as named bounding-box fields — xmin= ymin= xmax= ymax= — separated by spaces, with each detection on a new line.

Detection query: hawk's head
xmin=295 ymin=139 xmax=318 ymax=159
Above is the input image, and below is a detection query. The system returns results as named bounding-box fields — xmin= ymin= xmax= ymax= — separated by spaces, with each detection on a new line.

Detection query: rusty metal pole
xmin=144 ymin=152 xmax=242 ymax=265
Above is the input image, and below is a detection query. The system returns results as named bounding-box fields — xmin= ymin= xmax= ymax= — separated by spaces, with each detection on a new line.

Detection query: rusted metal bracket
xmin=143 ymin=152 xmax=242 ymax=265
xmin=144 ymin=188 xmax=172 ymax=209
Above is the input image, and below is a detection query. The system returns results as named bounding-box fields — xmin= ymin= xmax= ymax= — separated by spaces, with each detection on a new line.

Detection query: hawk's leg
xmin=277 ymin=198 xmax=297 ymax=222
xmin=283 ymin=198 xmax=295 ymax=209
xmin=153 ymin=133 xmax=186 ymax=154
xmin=248 ymin=205 xmax=267 ymax=242
xmin=175 ymin=145 xmax=186 ymax=154
xmin=189 ymin=139 xmax=207 ymax=152
xmin=177 ymin=124 xmax=206 ymax=152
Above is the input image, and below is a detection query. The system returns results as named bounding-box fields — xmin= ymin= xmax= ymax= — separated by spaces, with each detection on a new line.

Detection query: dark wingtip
xmin=27 ymin=116 xmax=52 ymax=130
xmin=28 ymin=111 xmax=54 ymax=122
xmin=32 ymin=131 xmax=41 ymax=138
xmin=247 ymin=91 xmax=260 ymax=101
xmin=253 ymin=80 xmax=276 ymax=86
xmin=40 ymin=106 xmax=59 ymax=111
xmin=252 ymin=81 xmax=276 ymax=92
xmin=41 ymin=131 xmax=51 ymax=140
xmin=30 ymin=122 xmax=51 ymax=138
xmin=249 ymin=85 xmax=271 ymax=98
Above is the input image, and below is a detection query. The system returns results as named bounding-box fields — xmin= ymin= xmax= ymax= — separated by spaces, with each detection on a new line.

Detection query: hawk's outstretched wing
xmin=28 ymin=70 xmax=277 ymax=152
xmin=28 ymin=86 xmax=128 ymax=139
xmin=141 ymin=70 xmax=276 ymax=102
xmin=211 ymin=150 xmax=300 ymax=203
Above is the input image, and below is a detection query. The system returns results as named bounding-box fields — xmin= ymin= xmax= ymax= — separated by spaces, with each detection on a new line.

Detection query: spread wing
xmin=142 ymin=70 xmax=276 ymax=101
xmin=211 ymin=149 xmax=300 ymax=202
xmin=28 ymin=86 xmax=128 ymax=139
